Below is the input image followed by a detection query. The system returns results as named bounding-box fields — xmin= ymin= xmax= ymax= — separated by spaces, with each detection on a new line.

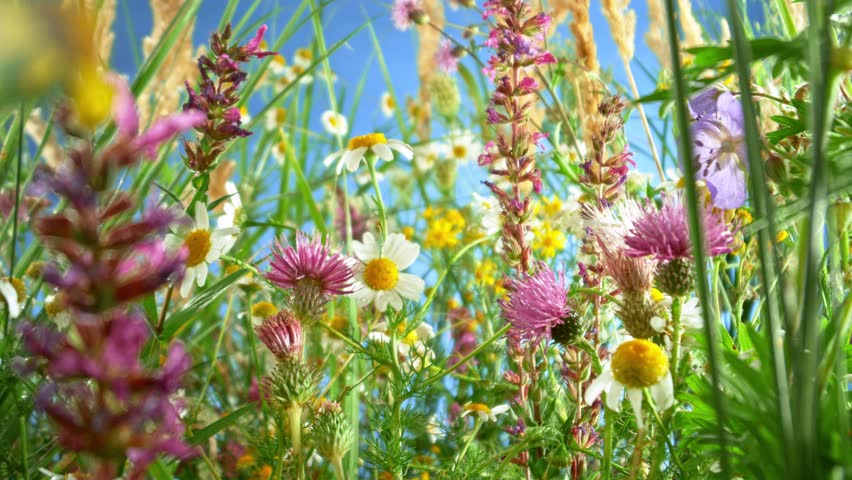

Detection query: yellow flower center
xmin=275 ymin=107 xmax=287 ymax=124
xmin=396 ymin=322 xmax=419 ymax=346
xmin=239 ymin=106 xmax=249 ymax=118
xmin=650 ymin=288 xmax=665 ymax=303
xmin=272 ymin=54 xmax=286 ymax=65
xmin=384 ymin=96 xmax=396 ymax=110
xmin=183 ymin=229 xmax=212 ymax=267
xmin=611 ymin=339 xmax=669 ymax=389
xmin=251 ymin=301 xmax=279 ymax=318
xmin=45 ymin=294 xmax=66 ymax=317
xmin=452 ymin=145 xmax=467 ymax=159
xmin=363 ymin=257 xmax=399 ymax=291
xmin=292 ymin=65 xmax=305 ymax=75
xmin=464 ymin=403 xmax=491 ymax=414
xmin=6 ymin=277 xmax=26 ymax=302
xmin=296 ymin=48 xmax=313 ymax=62
xmin=348 ymin=133 xmax=387 ymax=150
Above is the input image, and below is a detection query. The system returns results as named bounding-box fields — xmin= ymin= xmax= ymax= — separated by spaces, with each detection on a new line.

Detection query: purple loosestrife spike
xmin=256 ymin=310 xmax=304 ymax=360
xmin=624 ymin=195 xmax=735 ymax=261
xmin=689 ymin=91 xmax=747 ymax=209
xmin=499 ymin=262 xmax=572 ymax=343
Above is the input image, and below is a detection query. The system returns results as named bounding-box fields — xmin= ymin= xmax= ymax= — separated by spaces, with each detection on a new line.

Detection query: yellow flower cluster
xmin=532 ymin=223 xmax=566 ymax=259
xmin=423 ymin=207 xmax=466 ymax=249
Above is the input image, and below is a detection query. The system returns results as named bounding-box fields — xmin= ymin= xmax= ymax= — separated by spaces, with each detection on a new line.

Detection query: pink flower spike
xmin=535 ymin=52 xmax=557 ymax=65
xmin=133 ymin=110 xmax=207 ymax=159
xmin=223 ymin=107 xmax=241 ymax=124
xmin=246 ymin=25 xmax=267 ymax=54
xmin=518 ymin=77 xmax=539 ymax=93
xmin=110 ymin=75 xmax=139 ymax=138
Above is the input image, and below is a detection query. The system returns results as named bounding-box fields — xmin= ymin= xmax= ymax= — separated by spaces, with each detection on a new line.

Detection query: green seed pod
xmin=430 ymin=74 xmax=461 ymax=118
xmin=655 ymin=258 xmax=695 ymax=297
xmin=310 ymin=400 xmax=353 ymax=465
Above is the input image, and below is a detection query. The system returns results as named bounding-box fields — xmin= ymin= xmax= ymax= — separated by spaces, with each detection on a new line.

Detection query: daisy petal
xmin=194 ymin=202 xmax=209 ymax=230
xmin=652 ymin=374 xmax=674 ymax=411
xmin=353 ymin=232 xmax=379 ymax=262
xmin=180 ymin=269 xmax=194 ymax=297
xmin=605 ymin=381 xmax=624 ymax=413
xmin=195 ymin=262 xmax=209 ymax=287
xmin=0 ymin=281 xmax=21 ymax=318
xmin=584 ymin=367 xmax=613 ymax=406
xmin=344 ymin=147 xmax=368 ymax=172
xmin=383 ymin=233 xmax=419 ymax=270
xmin=371 ymin=143 xmax=393 ymax=161
xmin=388 ymin=140 xmax=414 ymax=160
xmin=626 ymin=388 xmax=645 ymax=430
xmin=395 ymin=273 xmax=425 ymax=301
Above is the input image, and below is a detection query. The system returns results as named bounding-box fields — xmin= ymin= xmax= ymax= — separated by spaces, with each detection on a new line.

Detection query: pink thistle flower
xmin=436 ymin=39 xmax=459 ymax=73
xmin=266 ymin=232 xmax=354 ymax=321
xmin=499 ymin=262 xmax=572 ymax=343
xmin=256 ymin=310 xmax=303 ymax=359
xmin=624 ymin=195 xmax=735 ymax=261
xmin=597 ymin=240 xmax=656 ymax=294
xmin=391 ymin=0 xmax=425 ymax=31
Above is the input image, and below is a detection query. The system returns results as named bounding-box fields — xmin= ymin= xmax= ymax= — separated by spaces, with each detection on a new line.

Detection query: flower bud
xmin=430 ymin=74 xmax=460 ymax=118
xmin=655 ymin=258 xmax=695 ymax=297
xmin=256 ymin=310 xmax=303 ymax=360
xmin=263 ymin=357 xmax=318 ymax=410
xmin=310 ymin=400 xmax=353 ymax=465
xmin=618 ymin=291 xmax=664 ymax=339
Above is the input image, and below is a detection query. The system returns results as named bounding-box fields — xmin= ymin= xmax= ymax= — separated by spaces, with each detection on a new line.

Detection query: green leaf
xmin=159 ymin=268 xmax=247 ymax=340
xmin=189 ymin=403 xmax=255 ymax=444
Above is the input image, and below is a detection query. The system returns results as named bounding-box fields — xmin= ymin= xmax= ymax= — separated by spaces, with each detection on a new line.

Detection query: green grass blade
xmin=662 ymin=0 xmax=732 ymax=475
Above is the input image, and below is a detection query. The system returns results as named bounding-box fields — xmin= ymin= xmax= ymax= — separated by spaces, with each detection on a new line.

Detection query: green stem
xmin=603 ymin=407 xmax=614 ymax=480
xmin=288 ymin=406 xmax=304 ymax=480
xmin=419 ymin=324 xmax=510 ymax=391
xmin=333 ymin=456 xmax=346 ymax=480
xmin=456 ymin=419 xmax=482 ymax=465
xmin=367 ymin=155 xmax=388 ymax=240
xmin=670 ymin=296 xmax=682 ymax=387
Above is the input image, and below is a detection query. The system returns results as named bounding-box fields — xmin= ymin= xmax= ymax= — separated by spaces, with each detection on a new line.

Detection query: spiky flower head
xmin=619 ymin=291 xmax=666 ymax=339
xmin=499 ymin=262 xmax=572 ymax=343
xmin=255 ymin=310 xmax=303 ymax=360
xmin=262 ymin=358 xmax=318 ymax=411
xmin=624 ymin=195 xmax=735 ymax=262
xmin=654 ymin=257 xmax=695 ymax=297
xmin=266 ymin=232 xmax=354 ymax=322
xmin=596 ymin=240 xmax=656 ymax=295
xmin=310 ymin=400 xmax=353 ymax=464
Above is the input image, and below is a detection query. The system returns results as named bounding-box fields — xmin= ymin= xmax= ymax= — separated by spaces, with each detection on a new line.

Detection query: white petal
xmin=367 ymin=332 xmax=390 ymax=345
xmin=650 ymin=316 xmax=667 ymax=333
xmin=195 ymin=262 xmax=209 ymax=287
xmin=164 ymin=233 xmax=183 ymax=250
xmin=395 ymin=273 xmax=425 ymax=301
xmin=584 ymin=367 xmax=613 ymax=406
xmin=0 ymin=281 xmax=21 ymax=318
xmin=415 ymin=322 xmax=434 ymax=339
xmin=351 ymin=286 xmax=375 ymax=308
xmin=652 ymin=374 xmax=675 ymax=411
xmin=383 ymin=233 xmax=419 ymax=270
xmin=490 ymin=405 xmax=510 ymax=416
xmin=180 ymin=269 xmax=194 ymax=297
xmin=388 ymin=140 xmax=414 ymax=160
xmin=194 ymin=202 xmax=209 ymax=231
xmin=371 ymin=143 xmax=393 ymax=161
xmin=385 ymin=290 xmax=404 ymax=311
xmin=353 ymin=232 xmax=378 ymax=262
xmin=460 ymin=410 xmax=471 ymax=419
xmin=626 ymin=388 xmax=645 ymax=430
xmin=323 ymin=150 xmax=343 ymax=168
xmin=374 ymin=290 xmax=390 ymax=312
xmin=344 ymin=147 xmax=368 ymax=172
xmin=605 ymin=381 xmax=624 ymax=413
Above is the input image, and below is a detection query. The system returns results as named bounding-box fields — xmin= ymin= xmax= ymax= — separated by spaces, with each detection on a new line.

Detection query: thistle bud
xmin=551 ymin=310 xmax=583 ymax=346
xmin=654 ymin=258 xmax=695 ymax=297
xmin=430 ymin=74 xmax=461 ymax=118
xmin=263 ymin=358 xmax=318 ymax=411
xmin=618 ymin=291 xmax=664 ymax=339
xmin=256 ymin=310 xmax=303 ymax=360
xmin=310 ymin=400 xmax=353 ymax=465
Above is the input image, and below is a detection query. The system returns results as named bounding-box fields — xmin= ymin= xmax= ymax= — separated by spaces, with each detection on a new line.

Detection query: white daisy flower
xmin=269 ymin=54 xmax=288 ymax=76
xmin=414 ymin=141 xmax=449 ymax=172
xmin=460 ymin=402 xmax=511 ymax=423
xmin=271 ymin=139 xmax=287 ymax=166
xmin=380 ymin=92 xmax=396 ymax=118
xmin=0 ymin=277 xmax=24 ymax=319
xmin=264 ymin=107 xmax=288 ymax=131
xmin=239 ymin=106 xmax=251 ymax=125
xmin=321 ymin=110 xmax=348 ymax=136
xmin=44 ymin=293 xmax=71 ymax=329
xmin=351 ymin=232 xmax=424 ymax=312
xmin=470 ymin=192 xmax=501 ymax=235
xmin=367 ymin=320 xmax=435 ymax=372
xmin=323 ymin=133 xmax=414 ymax=175
xmin=217 ymin=181 xmax=242 ymax=229
xmin=166 ymin=202 xmax=240 ymax=298
xmin=584 ymin=338 xmax=674 ymax=429
xmin=293 ymin=47 xmax=313 ymax=68
xmin=447 ymin=128 xmax=481 ymax=164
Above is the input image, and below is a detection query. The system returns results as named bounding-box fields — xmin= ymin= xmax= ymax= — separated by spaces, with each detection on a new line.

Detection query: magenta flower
xmin=256 ymin=310 xmax=303 ymax=360
xmin=391 ymin=0 xmax=425 ymax=31
xmin=624 ymin=195 xmax=735 ymax=261
xmin=266 ymin=232 xmax=354 ymax=321
xmin=499 ymin=262 xmax=571 ymax=343
xmin=111 ymin=75 xmax=206 ymax=159
xmin=436 ymin=39 xmax=459 ymax=73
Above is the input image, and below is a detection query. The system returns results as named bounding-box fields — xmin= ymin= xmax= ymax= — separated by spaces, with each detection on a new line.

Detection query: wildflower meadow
xmin=1 ymin=0 xmax=851 ymax=478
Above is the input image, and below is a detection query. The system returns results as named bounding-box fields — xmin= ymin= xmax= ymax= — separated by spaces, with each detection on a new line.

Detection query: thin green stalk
xmin=333 ymin=456 xmax=346 ymax=480
xmin=456 ymin=419 xmax=482 ymax=465
xmin=10 ymin=105 xmax=23 ymax=276
xmin=288 ymin=406 xmax=304 ymax=480
xmin=670 ymin=296 xmax=682 ymax=386
xmin=603 ymin=406 xmax=613 ymax=480
xmin=725 ymin=2 xmax=796 ymax=476
xmin=191 ymin=294 xmax=235 ymax=417
xmin=367 ymin=155 xmax=388 ymax=239
xmin=662 ymin=0 xmax=731 ymax=476
xmin=20 ymin=416 xmax=29 ymax=480
xmin=774 ymin=0 xmax=798 ymax=39
xmin=419 ymin=324 xmax=510 ymax=391
xmin=796 ymin=0 xmax=837 ymax=475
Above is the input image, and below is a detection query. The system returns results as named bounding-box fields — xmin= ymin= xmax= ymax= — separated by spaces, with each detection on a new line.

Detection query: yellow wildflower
xmin=532 ymin=224 xmax=566 ymax=259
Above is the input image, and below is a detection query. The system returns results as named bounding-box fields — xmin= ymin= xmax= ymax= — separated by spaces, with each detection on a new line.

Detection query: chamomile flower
xmin=321 ymin=110 xmax=348 ymax=136
xmin=217 ymin=181 xmax=242 ymax=229
xmin=380 ymin=92 xmax=396 ymax=118
xmin=166 ymin=202 xmax=239 ymax=298
xmin=269 ymin=54 xmax=288 ymax=75
xmin=351 ymin=232 xmax=424 ymax=312
xmin=367 ymin=320 xmax=435 ymax=372
xmin=584 ymin=338 xmax=674 ymax=429
xmin=470 ymin=192 xmax=501 ymax=235
xmin=294 ymin=47 xmax=313 ymax=68
xmin=460 ymin=402 xmax=510 ymax=423
xmin=414 ymin=141 xmax=448 ymax=171
xmin=265 ymin=107 xmax=287 ymax=131
xmin=271 ymin=140 xmax=287 ymax=165
xmin=0 ymin=276 xmax=25 ymax=318
xmin=323 ymin=133 xmax=413 ymax=175
xmin=446 ymin=128 xmax=481 ymax=164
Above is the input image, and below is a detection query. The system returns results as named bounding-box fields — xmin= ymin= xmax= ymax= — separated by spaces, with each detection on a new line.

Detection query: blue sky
xmin=110 ymin=0 xmax=715 ymax=179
